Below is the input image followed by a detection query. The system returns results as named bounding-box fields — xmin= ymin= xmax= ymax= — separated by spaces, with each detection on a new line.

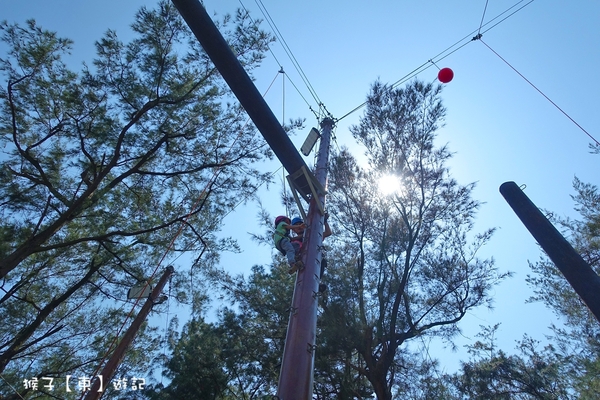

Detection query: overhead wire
xmin=285 ymin=73 xmax=320 ymax=119
xmin=337 ymin=0 xmax=535 ymax=122
xmin=253 ymin=0 xmax=323 ymax=109
xmin=478 ymin=0 xmax=535 ymax=37
xmin=478 ymin=0 xmax=490 ymax=36
xmin=472 ymin=0 xmax=597 ymax=145
xmin=238 ymin=0 xmax=320 ymax=120
xmin=249 ymin=0 xmax=333 ymax=121
xmin=241 ymin=0 xmax=335 ymax=124
xmin=478 ymin=38 xmax=600 ymax=146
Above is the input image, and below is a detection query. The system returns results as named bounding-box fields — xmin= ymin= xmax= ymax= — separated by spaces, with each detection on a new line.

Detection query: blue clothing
xmin=279 ymin=237 xmax=300 ymax=264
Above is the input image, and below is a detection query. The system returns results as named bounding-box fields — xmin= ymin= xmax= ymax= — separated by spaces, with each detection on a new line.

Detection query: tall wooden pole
xmin=83 ymin=266 xmax=174 ymax=399
xmin=170 ymin=0 xmax=314 ymax=200
xmin=277 ymin=118 xmax=333 ymax=399
xmin=169 ymin=1 xmax=335 ymax=395
xmin=500 ymin=181 xmax=600 ymax=323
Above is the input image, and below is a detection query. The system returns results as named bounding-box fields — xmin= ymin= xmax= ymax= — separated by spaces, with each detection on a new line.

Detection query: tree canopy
xmin=318 ymin=80 xmax=508 ymax=399
xmin=0 ymin=1 xmax=274 ymax=397
xmin=155 ymin=80 xmax=508 ymax=399
xmin=3 ymin=1 xmax=599 ymax=399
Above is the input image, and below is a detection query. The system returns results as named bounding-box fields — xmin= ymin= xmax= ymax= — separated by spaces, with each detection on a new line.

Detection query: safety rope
xmin=160 ymin=275 xmax=172 ymax=386
xmin=280 ymin=68 xmax=289 ymax=217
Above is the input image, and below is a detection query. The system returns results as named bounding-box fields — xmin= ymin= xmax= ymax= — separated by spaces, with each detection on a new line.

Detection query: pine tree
xmin=525 ymin=177 xmax=600 ymax=398
xmin=0 ymin=1 xmax=273 ymax=396
xmin=321 ymin=80 xmax=509 ymax=399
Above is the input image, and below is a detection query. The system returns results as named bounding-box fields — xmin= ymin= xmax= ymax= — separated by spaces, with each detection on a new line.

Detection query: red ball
xmin=438 ymin=67 xmax=454 ymax=83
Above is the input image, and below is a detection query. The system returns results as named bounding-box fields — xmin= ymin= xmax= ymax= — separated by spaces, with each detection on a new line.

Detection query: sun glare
xmin=377 ymin=174 xmax=402 ymax=196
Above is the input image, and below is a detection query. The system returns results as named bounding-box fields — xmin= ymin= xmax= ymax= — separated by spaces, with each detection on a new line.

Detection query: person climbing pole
xmin=273 ymin=215 xmax=305 ymax=274
xmin=290 ymin=213 xmax=332 ymax=292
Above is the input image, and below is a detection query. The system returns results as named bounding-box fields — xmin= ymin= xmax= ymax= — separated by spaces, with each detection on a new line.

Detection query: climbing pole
xmin=171 ymin=1 xmax=331 ymax=397
xmin=277 ymin=117 xmax=333 ymax=399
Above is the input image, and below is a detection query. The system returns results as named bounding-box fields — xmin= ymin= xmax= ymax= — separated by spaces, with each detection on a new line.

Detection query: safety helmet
xmin=275 ymin=216 xmax=290 ymax=227
xmin=291 ymin=217 xmax=303 ymax=225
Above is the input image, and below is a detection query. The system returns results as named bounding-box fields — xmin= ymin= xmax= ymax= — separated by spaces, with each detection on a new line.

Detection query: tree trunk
xmin=370 ymin=371 xmax=391 ymax=400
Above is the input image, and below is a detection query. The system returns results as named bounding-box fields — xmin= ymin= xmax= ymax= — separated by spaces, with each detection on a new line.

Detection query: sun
xmin=377 ymin=174 xmax=402 ymax=196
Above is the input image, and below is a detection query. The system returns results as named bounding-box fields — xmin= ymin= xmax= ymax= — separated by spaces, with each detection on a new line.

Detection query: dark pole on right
xmin=500 ymin=181 xmax=600 ymax=323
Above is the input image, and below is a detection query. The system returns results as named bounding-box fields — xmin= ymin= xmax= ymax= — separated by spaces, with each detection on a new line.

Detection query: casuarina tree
xmin=321 ymin=80 xmax=510 ymax=399
xmin=0 ymin=1 xmax=273 ymax=397
xmin=525 ymin=177 xmax=600 ymax=398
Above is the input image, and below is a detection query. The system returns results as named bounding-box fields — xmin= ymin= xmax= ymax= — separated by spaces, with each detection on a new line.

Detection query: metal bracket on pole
xmin=312 ymin=290 xmax=326 ymax=299
xmin=287 ymin=165 xmax=326 ymax=215
xmin=288 ymin=306 xmax=298 ymax=316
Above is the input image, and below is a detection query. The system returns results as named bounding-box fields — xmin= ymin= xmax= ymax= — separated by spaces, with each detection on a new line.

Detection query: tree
xmin=452 ymin=324 xmax=571 ymax=399
xmin=525 ymin=177 xmax=600 ymax=398
xmin=320 ymin=80 xmax=509 ymax=399
xmin=147 ymin=262 xmax=293 ymax=399
xmin=0 ymin=1 xmax=273 ymax=396
xmin=145 ymin=318 xmax=228 ymax=400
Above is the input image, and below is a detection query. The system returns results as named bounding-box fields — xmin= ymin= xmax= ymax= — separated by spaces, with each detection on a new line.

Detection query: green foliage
xmin=525 ymin=176 xmax=600 ymax=399
xmin=148 ymin=263 xmax=292 ymax=399
xmin=320 ymin=80 xmax=508 ymax=399
xmin=216 ymin=263 xmax=292 ymax=396
xmin=0 ymin=1 xmax=273 ymax=397
xmin=452 ymin=324 xmax=571 ymax=399
xmin=145 ymin=319 xmax=228 ymax=400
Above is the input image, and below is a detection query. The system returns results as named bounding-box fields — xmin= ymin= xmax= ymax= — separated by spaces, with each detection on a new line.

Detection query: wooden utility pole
xmin=170 ymin=0 xmax=314 ymax=200
xmin=171 ymin=1 xmax=334 ymax=396
xmin=277 ymin=118 xmax=333 ymax=399
xmin=500 ymin=181 xmax=600 ymax=323
xmin=83 ymin=265 xmax=174 ymax=399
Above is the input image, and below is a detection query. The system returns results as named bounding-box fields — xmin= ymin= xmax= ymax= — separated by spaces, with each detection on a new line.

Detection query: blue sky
xmin=2 ymin=0 xmax=599 ymax=374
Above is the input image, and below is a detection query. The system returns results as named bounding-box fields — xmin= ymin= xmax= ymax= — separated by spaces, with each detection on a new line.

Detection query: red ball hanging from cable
xmin=438 ymin=67 xmax=454 ymax=83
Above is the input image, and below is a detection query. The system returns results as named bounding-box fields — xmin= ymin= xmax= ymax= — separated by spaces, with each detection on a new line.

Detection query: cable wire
xmin=337 ymin=0 xmax=535 ymax=122
xmin=478 ymin=0 xmax=490 ymax=36
xmin=284 ymin=69 xmax=320 ymax=119
xmin=479 ymin=0 xmax=534 ymax=37
xmin=0 ymin=374 xmax=25 ymax=399
xmin=253 ymin=0 xmax=325 ymax=112
xmin=479 ymin=38 xmax=600 ymax=146
xmin=255 ymin=0 xmax=321 ymax=104
xmin=238 ymin=0 xmax=320 ymax=119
